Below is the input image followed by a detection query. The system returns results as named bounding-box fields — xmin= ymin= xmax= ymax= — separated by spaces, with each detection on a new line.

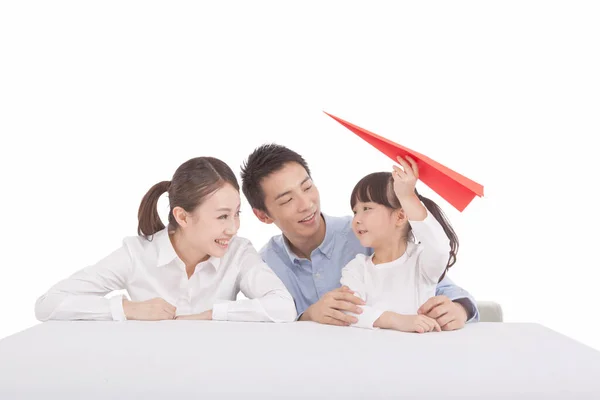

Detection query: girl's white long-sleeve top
xmin=340 ymin=211 xmax=450 ymax=329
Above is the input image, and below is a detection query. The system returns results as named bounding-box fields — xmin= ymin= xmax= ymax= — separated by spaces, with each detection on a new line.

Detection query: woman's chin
xmin=201 ymin=241 xmax=229 ymax=259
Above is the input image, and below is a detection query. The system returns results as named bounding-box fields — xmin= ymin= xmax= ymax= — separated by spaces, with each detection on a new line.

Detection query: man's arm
xmin=435 ymin=275 xmax=479 ymax=323
xmin=259 ymin=242 xmax=363 ymax=325
xmin=417 ymin=275 xmax=479 ymax=331
xmin=299 ymin=287 xmax=364 ymax=326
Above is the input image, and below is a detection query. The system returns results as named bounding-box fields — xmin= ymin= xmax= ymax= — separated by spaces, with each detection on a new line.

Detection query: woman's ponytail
xmin=137 ymin=181 xmax=171 ymax=239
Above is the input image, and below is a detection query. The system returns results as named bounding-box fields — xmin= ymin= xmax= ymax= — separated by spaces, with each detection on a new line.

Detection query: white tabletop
xmin=1 ymin=321 xmax=599 ymax=399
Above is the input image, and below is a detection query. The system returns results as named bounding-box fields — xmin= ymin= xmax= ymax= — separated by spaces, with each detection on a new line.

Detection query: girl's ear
xmin=395 ymin=208 xmax=407 ymax=227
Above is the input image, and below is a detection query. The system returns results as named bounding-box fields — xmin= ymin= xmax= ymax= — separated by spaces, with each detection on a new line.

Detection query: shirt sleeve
xmin=409 ymin=209 xmax=452 ymax=284
xmin=436 ymin=275 xmax=480 ymax=322
xmin=212 ymin=242 xmax=297 ymax=323
xmin=340 ymin=257 xmax=384 ymax=330
xmin=34 ymin=244 xmax=133 ymax=322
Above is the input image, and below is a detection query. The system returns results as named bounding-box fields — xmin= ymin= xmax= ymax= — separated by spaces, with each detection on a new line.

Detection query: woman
xmin=35 ymin=156 xmax=297 ymax=322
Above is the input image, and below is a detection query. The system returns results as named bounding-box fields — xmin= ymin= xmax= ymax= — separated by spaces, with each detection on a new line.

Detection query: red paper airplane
xmin=324 ymin=112 xmax=484 ymax=212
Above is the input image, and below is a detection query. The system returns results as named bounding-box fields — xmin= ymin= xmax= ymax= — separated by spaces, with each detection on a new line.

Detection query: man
xmin=240 ymin=144 xmax=478 ymax=330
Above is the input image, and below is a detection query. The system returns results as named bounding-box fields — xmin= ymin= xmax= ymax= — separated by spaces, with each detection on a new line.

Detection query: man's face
xmin=256 ymin=162 xmax=322 ymax=240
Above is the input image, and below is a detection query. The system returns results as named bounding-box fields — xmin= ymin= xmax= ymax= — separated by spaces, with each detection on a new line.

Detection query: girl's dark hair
xmin=350 ymin=172 xmax=458 ymax=281
xmin=137 ymin=157 xmax=239 ymax=239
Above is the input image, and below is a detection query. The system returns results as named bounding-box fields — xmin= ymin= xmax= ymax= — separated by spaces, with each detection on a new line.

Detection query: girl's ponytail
xmin=416 ymin=191 xmax=459 ymax=281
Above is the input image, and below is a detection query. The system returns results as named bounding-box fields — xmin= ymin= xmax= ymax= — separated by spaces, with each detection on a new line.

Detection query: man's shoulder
xmin=259 ymin=234 xmax=281 ymax=255
xmin=323 ymin=213 xmax=354 ymax=235
xmin=324 ymin=213 xmax=367 ymax=251
xmin=258 ymin=235 xmax=288 ymax=268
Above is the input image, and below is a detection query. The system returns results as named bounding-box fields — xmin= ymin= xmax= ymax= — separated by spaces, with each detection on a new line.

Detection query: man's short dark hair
xmin=240 ymin=144 xmax=311 ymax=212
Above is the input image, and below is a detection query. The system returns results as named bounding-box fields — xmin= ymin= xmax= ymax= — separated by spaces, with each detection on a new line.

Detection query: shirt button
xmin=314 ymin=272 xmax=321 ymax=278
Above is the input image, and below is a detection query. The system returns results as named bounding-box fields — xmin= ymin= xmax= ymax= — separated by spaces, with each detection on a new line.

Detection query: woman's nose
xmin=225 ymin=219 xmax=238 ymax=235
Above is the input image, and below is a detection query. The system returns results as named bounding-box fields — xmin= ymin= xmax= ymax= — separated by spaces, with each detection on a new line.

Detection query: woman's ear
xmin=172 ymin=206 xmax=189 ymax=227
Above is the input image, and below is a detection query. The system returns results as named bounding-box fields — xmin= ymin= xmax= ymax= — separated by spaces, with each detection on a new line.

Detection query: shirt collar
xmin=281 ymin=213 xmax=336 ymax=263
xmin=281 ymin=235 xmax=300 ymax=264
xmin=155 ymin=228 xmax=221 ymax=270
xmin=155 ymin=229 xmax=178 ymax=267
xmin=316 ymin=213 xmax=335 ymax=259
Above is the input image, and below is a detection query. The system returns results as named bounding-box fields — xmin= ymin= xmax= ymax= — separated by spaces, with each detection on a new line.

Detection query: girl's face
xmin=352 ymin=200 xmax=404 ymax=249
xmin=179 ymin=183 xmax=241 ymax=258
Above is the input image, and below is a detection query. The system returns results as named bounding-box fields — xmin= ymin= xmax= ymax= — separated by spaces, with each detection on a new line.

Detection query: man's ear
xmin=253 ymin=208 xmax=274 ymax=224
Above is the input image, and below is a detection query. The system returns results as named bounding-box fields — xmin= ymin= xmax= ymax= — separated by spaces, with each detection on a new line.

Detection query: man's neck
xmin=284 ymin=214 xmax=327 ymax=260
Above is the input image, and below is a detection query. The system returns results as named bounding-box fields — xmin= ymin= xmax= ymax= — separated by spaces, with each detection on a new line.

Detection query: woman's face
xmin=180 ymin=183 xmax=241 ymax=258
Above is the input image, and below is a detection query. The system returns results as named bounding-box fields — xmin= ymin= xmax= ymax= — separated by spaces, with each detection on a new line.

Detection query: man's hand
xmin=299 ymin=286 xmax=365 ymax=326
xmin=175 ymin=310 xmax=213 ymax=320
xmin=123 ymin=298 xmax=176 ymax=321
xmin=418 ymin=295 xmax=468 ymax=331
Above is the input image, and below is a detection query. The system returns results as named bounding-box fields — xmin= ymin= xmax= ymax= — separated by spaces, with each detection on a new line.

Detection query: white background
xmin=1 ymin=1 xmax=599 ymax=350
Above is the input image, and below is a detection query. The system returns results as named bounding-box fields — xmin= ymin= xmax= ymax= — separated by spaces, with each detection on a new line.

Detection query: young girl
xmin=341 ymin=156 xmax=459 ymax=333
xmin=35 ymin=157 xmax=297 ymax=323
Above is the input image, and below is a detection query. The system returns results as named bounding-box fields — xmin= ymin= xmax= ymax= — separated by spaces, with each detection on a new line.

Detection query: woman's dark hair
xmin=137 ymin=157 xmax=239 ymax=239
xmin=350 ymin=172 xmax=458 ymax=281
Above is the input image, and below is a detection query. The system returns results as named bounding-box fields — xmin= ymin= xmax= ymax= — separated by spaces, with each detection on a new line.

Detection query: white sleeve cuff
xmin=349 ymin=306 xmax=385 ymax=330
xmin=212 ymin=302 xmax=229 ymax=321
xmin=109 ymin=295 xmax=127 ymax=321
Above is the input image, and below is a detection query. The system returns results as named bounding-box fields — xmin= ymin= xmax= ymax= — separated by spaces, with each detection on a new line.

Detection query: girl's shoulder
xmin=342 ymin=253 xmax=369 ymax=271
xmin=353 ymin=253 xmax=369 ymax=262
